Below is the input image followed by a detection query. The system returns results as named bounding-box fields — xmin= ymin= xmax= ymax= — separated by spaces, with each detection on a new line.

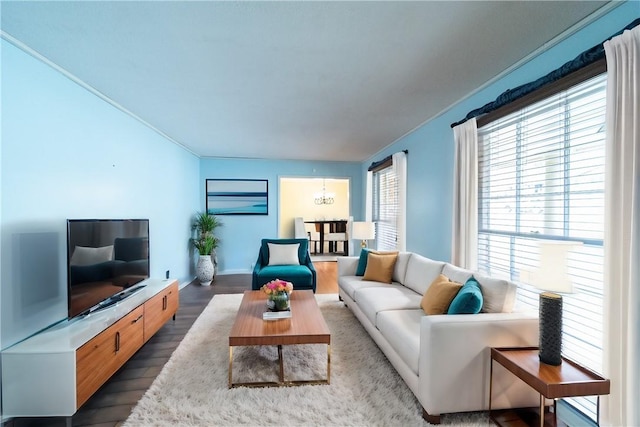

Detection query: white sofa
xmin=338 ymin=252 xmax=541 ymax=423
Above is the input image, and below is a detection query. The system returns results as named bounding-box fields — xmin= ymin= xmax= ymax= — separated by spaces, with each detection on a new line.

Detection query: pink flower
xmin=261 ymin=279 xmax=293 ymax=295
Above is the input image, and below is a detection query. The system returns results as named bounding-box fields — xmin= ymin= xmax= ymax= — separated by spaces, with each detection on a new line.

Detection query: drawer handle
xmin=115 ymin=331 xmax=120 ymax=353
xmin=132 ymin=314 xmax=143 ymax=324
xmin=163 ymin=295 xmax=167 ymax=310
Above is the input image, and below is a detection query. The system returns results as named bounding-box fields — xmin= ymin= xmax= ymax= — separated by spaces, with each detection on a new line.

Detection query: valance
xmin=450 ymin=18 xmax=640 ymax=128
xmin=368 ymin=149 xmax=408 ymax=172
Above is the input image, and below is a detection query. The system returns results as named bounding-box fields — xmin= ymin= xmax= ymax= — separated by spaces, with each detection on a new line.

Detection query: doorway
xmin=278 ymin=177 xmax=350 ymax=239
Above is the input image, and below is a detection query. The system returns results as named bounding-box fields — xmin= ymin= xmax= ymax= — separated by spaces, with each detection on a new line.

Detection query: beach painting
xmin=206 ymin=179 xmax=268 ymax=215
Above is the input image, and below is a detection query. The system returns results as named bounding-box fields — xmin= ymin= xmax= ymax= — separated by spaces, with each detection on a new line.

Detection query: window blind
xmin=372 ymin=165 xmax=398 ymax=251
xmin=477 ymin=73 xmax=606 ymax=421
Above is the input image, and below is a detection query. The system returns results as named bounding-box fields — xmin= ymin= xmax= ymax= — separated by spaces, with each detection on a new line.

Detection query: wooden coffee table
xmin=228 ymin=290 xmax=331 ymax=388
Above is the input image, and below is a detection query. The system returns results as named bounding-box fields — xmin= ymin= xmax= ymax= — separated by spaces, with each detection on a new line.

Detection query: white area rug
xmin=125 ymin=294 xmax=490 ymax=426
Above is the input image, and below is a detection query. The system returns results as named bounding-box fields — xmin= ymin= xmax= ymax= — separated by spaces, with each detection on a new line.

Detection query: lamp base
xmin=539 ymin=292 xmax=563 ymax=366
xmin=360 ymin=240 xmax=367 ymax=248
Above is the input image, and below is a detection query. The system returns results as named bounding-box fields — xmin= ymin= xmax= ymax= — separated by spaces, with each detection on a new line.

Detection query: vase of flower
xmin=267 ymin=291 xmax=290 ymax=311
xmin=261 ymin=279 xmax=293 ymax=312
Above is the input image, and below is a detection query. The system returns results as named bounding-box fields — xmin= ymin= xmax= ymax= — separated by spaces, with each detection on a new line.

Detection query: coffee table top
xmin=229 ymin=290 xmax=330 ymax=347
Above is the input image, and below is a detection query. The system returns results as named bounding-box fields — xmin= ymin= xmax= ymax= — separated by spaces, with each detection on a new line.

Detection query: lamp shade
xmin=529 ymin=240 xmax=581 ymax=294
xmin=528 ymin=240 xmax=581 ymax=366
xmin=351 ymin=222 xmax=375 ymax=240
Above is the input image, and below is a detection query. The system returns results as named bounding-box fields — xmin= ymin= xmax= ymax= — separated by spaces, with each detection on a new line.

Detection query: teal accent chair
xmin=252 ymin=238 xmax=317 ymax=293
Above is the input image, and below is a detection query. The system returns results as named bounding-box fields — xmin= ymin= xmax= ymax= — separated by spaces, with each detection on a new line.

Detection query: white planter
xmin=196 ymin=255 xmax=214 ymax=286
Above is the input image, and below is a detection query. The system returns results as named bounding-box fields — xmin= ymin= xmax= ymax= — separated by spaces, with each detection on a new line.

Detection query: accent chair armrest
xmin=251 ymin=250 xmax=266 ymax=290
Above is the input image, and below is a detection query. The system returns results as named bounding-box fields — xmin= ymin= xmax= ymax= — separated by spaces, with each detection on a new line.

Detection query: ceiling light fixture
xmin=314 ymin=179 xmax=335 ymax=205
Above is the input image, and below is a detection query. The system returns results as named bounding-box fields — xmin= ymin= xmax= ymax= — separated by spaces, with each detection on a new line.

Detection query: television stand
xmin=1 ymin=278 xmax=179 ymax=417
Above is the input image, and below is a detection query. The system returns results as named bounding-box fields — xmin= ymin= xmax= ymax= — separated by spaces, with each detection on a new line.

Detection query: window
xmin=372 ymin=161 xmax=398 ymax=251
xmin=477 ymin=73 xmax=606 ymax=421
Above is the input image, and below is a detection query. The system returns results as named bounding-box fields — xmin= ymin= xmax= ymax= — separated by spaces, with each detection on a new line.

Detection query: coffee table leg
xmin=327 ymin=344 xmax=331 ymax=385
xmin=228 ymin=346 xmax=233 ymax=388
xmin=278 ymin=345 xmax=284 ymax=383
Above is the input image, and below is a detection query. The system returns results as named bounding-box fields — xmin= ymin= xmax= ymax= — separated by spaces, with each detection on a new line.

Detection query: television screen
xmin=67 ymin=219 xmax=149 ymax=318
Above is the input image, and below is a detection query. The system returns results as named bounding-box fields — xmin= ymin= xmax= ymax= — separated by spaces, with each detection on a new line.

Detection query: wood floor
xmin=5 ymin=262 xmax=338 ymax=427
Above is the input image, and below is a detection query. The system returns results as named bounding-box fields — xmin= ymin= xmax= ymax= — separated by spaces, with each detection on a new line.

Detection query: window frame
xmin=370 ymin=158 xmax=399 ymax=251
xmin=475 ymin=62 xmax=607 ymax=422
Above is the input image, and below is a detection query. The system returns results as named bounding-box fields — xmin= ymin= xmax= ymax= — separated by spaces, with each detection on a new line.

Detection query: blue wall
xmin=363 ymin=1 xmax=639 ymax=263
xmin=1 ymin=40 xmax=201 ymax=348
xmin=199 ymin=158 xmax=362 ymax=272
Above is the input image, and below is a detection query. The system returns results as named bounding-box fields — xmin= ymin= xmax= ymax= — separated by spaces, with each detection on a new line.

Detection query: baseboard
xmin=216 ymin=269 xmax=252 ymax=275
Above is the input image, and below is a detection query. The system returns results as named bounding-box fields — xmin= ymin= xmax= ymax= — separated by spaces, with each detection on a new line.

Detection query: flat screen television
xmin=67 ymin=219 xmax=150 ymax=318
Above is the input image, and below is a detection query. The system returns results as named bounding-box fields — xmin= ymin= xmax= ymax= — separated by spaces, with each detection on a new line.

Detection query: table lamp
xmin=351 ymin=222 xmax=375 ymax=248
xmin=528 ymin=240 xmax=580 ymax=366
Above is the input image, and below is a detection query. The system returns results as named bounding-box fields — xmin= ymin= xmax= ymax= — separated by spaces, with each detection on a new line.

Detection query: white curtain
xmin=365 ymin=170 xmax=373 ymax=222
xmin=451 ymin=118 xmax=478 ymax=269
xmin=602 ymin=25 xmax=640 ymax=427
xmin=392 ymin=151 xmax=407 ymax=251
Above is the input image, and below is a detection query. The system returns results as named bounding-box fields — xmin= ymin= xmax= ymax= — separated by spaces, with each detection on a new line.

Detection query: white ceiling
xmin=1 ymin=1 xmax=610 ymax=162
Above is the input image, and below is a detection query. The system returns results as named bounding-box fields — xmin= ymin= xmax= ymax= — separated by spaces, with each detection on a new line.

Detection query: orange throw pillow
xmin=362 ymin=252 xmax=399 ymax=284
xmin=421 ymin=274 xmax=463 ymax=315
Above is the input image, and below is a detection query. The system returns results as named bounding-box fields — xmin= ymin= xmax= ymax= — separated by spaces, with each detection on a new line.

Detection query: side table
xmin=489 ymin=347 xmax=610 ymax=427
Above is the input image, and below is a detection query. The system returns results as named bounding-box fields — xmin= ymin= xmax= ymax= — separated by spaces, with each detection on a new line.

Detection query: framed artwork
xmin=206 ymin=179 xmax=268 ymax=215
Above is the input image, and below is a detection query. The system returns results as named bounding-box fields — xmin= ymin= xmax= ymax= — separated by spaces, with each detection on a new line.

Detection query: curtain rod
xmin=368 ymin=149 xmax=408 ymax=172
xmin=450 ymin=18 xmax=640 ymax=129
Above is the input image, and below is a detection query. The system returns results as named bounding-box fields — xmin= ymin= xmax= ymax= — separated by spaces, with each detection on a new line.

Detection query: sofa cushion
xmin=362 ymin=252 xmax=398 ymax=283
xmin=339 ymin=276 xmax=396 ymax=301
xmin=354 ymin=286 xmax=423 ymax=326
xmin=393 ymin=252 xmax=412 ymax=284
xmin=475 ymin=274 xmax=517 ymax=313
xmin=448 ymin=277 xmax=483 ymax=314
xmin=255 ymin=265 xmax=312 ymax=288
xmin=267 ymin=243 xmax=300 ymax=266
xmin=403 ymin=254 xmax=446 ymax=295
xmin=421 ymin=274 xmax=463 ymax=315
xmin=376 ymin=309 xmax=423 ymax=375
xmin=442 ymin=263 xmax=474 ymax=284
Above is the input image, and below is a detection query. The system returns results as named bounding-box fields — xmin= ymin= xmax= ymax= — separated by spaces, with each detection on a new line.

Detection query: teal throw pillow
xmin=447 ymin=277 xmax=483 ymax=314
xmin=355 ymin=248 xmax=372 ymax=276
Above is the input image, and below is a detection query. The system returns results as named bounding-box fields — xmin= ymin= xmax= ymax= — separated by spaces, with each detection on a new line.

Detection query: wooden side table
xmin=489 ymin=347 xmax=610 ymax=427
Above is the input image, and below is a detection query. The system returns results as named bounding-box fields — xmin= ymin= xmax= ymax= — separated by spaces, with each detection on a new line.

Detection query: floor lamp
xmin=351 ymin=221 xmax=375 ymax=248
xmin=529 ymin=241 xmax=580 ymax=366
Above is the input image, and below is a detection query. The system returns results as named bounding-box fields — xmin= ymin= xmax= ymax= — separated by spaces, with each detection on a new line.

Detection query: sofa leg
xmin=422 ymin=409 xmax=440 ymax=424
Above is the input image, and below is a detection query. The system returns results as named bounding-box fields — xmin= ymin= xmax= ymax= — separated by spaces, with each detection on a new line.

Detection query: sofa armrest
xmin=337 ymin=257 xmax=359 ymax=277
xmin=418 ymin=311 xmax=539 ymax=416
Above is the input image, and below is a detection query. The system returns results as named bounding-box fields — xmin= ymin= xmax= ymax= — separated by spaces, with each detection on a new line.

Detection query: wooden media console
xmin=1 ymin=278 xmax=179 ymax=417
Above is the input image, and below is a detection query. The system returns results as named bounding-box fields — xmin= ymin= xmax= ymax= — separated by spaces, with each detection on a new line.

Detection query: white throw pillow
xmin=475 ymin=274 xmax=517 ymax=313
xmin=267 ymin=243 xmax=300 ymax=266
xmin=442 ymin=263 xmax=474 ymax=284
xmin=70 ymin=245 xmax=114 ymax=266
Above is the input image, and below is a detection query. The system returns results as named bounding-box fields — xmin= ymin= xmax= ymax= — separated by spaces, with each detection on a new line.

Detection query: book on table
xmin=262 ymin=310 xmax=292 ymax=320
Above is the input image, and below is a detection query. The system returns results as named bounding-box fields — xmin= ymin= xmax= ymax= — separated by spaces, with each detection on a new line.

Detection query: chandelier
xmin=314 ymin=179 xmax=335 ymax=205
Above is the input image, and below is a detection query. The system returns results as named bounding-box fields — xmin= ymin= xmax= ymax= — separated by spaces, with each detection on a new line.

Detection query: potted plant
xmin=191 ymin=212 xmax=222 ymax=285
